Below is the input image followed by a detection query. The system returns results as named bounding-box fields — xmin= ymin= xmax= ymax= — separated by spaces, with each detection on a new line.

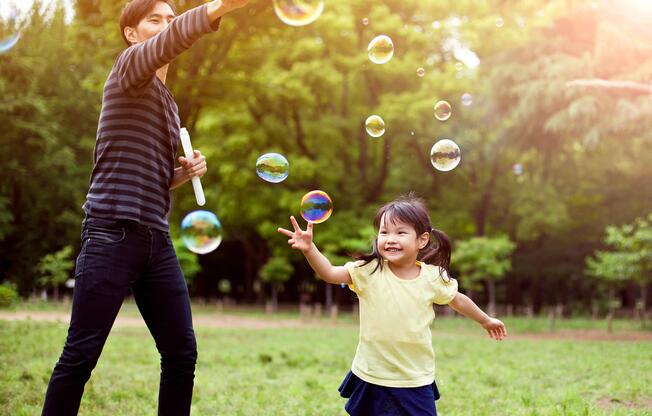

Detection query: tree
xmin=587 ymin=214 xmax=652 ymax=327
xmin=259 ymin=255 xmax=293 ymax=312
xmin=36 ymin=245 xmax=74 ymax=300
xmin=453 ymin=235 xmax=515 ymax=316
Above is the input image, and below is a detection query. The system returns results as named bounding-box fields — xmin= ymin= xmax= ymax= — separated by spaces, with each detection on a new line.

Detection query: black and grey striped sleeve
xmin=115 ymin=4 xmax=220 ymax=95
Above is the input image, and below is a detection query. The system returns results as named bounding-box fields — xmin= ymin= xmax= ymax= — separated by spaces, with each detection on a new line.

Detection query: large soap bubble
xmin=300 ymin=190 xmax=333 ymax=224
xmin=181 ymin=210 xmax=223 ymax=254
xmin=256 ymin=152 xmax=289 ymax=183
xmin=273 ymin=0 xmax=324 ymax=27
xmin=430 ymin=139 xmax=461 ymax=172
xmin=368 ymin=35 xmax=394 ymax=64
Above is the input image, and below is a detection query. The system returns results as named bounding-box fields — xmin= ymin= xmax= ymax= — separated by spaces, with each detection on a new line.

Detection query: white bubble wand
xmin=179 ymin=128 xmax=206 ymax=206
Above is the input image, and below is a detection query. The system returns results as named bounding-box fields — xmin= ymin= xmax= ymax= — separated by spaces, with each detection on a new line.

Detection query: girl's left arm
xmin=448 ymin=293 xmax=507 ymax=340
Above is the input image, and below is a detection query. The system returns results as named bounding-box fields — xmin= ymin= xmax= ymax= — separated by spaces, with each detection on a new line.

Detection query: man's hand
xmin=178 ymin=149 xmax=207 ymax=179
xmin=222 ymin=0 xmax=250 ymax=10
xmin=207 ymin=0 xmax=250 ymax=21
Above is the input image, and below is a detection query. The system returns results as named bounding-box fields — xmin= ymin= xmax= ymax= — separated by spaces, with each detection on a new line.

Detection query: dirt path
xmin=2 ymin=311 xmax=652 ymax=341
xmin=0 ymin=311 xmax=329 ymax=329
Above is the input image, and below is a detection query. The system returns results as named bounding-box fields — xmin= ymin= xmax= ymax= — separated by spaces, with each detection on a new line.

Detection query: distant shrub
xmin=0 ymin=282 xmax=19 ymax=308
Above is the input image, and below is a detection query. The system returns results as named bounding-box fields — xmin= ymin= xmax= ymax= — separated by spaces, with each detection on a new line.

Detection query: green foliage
xmin=0 ymin=283 xmax=19 ymax=308
xmin=172 ymin=238 xmax=201 ymax=284
xmin=453 ymin=235 xmax=515 ymax=285
xmin=1 ymin=0 xmax=651 ymax=310
xmin=36 ymin=246 xmax=74 ymax=289
xmin=587 ymin=213 xmax=652 ymax=286
xmin=259 ymin=256 xmax=294 ymax=284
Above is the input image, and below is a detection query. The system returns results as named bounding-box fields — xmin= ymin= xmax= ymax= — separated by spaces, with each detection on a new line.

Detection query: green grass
xmin=1 ymin=317 xmax=651 ymax=415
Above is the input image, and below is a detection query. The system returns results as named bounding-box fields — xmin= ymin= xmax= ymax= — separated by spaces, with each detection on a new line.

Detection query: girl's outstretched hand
xmin=278 ymin=216 xmax=313 ymax=253
xmin=482 ymin=318 xmax=507 ymax=341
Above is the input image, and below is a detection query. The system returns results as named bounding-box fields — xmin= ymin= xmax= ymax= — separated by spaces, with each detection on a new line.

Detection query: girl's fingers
xmin=289 ymin=216 xmax=301 ymax=232
xmin=277 ymin=227 xmax=294 ymax=238
xmin=307 ymin=222 xmax=313 ymax=233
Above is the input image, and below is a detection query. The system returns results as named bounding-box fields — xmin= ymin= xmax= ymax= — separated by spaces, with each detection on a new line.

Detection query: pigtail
xmin=419 ymin=228 xmax=452 ymax=277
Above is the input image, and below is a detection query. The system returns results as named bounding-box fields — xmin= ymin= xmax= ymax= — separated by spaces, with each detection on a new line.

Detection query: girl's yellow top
xmin=345 ymin=259 xmax=458 ymax=387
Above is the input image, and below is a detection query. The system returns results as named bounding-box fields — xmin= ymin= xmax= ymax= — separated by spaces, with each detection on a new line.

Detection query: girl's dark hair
xmin=357 ymin=192 xmax=452 ymax=276
xmin=119 ymin=0 xmax=178 ymax=46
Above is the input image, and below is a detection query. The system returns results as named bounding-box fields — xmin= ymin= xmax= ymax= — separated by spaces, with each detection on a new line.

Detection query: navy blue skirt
xmin=338 ymin=371 xmax=440 ymax=416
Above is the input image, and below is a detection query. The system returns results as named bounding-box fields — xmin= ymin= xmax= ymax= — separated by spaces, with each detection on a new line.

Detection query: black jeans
xmin=42 ymin=216 xmax=197 ymax=416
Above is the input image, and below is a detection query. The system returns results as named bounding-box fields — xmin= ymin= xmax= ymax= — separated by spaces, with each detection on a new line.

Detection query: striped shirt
xmin=82 ymin=4 xmax=220 ymax=231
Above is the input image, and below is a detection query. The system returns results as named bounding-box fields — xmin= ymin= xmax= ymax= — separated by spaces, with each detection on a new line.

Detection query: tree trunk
xmin=271 ymin=284 xmax=279 ymax=313
xmin=487 ymin=280 xmax=496 ymax=317
xmin=607 ymin=284 xmax=615 ymax=333
xmin=325 ymin=284 xmax=333 ymax=309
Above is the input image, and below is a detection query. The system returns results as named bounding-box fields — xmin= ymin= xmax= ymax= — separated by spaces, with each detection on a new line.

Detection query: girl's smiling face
xmin=377 ymin=213 xmax=430 ymax=266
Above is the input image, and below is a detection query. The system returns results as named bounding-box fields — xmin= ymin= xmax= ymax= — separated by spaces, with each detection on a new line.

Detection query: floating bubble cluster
xmin=300 ymin=190 xmax=333 ymax=224
xmin=365 ymin=115 xmax=386 ymax=138
xmin=256 ymin=152 xmax=289 ymax=183
xmin=430 ymin=139 xmax=461 ymax=172
xmin=368 ymin=35 xmax=394 ymax=64
xmin=181 ymin=210 xmax=223 ymax=254
xmin=273 ymin=0 xmax=324 ymax=27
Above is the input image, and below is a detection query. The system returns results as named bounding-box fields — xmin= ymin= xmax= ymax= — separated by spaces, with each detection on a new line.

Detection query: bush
xmin=0 ymin=282 xmax=19 ymax=308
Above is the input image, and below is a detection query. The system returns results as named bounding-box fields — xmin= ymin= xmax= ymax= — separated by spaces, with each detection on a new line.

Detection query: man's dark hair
xmin=119 ymin=0 xmax=178 ymax=46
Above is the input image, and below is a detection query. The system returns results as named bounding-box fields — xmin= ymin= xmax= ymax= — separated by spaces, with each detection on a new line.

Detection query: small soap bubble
xmin=362 ymin=17 xmax=369 ymax=25
xmin=461 ymin=93 xmax=473 ymax=106
xmin=416 ymin=67 xmax=425 ymax=77
xmin=273 ymin=0 xmax=324 ymax=27
xmin=256 ymin=152 xmax=289 ymax=183
xmin=434 ymin=100 xmax=452 ymax=121
xmin=430 ymin=139 xmax=461 ymax=172
xmin=368 ymin=35 xmax=394 ymax=64
xmin=300 ymin=190 xmax=333 ymax=224
xmin=512 ymin=163 xmax=524 ymax=176
xmin=495 ymin=17 xmax=504 ymax=27
xmin=365 ymin=115 xmax=386 ymax=138
xmin=181 ymin=210 xmax=223 ymax=254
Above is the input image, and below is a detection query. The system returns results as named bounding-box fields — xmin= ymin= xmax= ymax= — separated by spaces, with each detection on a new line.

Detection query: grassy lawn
xmin=1 ymin=313 xmax=651 ymax=416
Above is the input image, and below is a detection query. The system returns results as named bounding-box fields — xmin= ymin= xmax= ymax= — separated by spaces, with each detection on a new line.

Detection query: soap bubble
xmin=0 ymin=8 xmax=21 ymax=54
xmin=416 ymin=67 xmax=425 ymax=77
xmin=513 ymin=163 xmax=524 ymax=176
xmin=362 ymin=17 xmax=369 ymax=25
xmin=461 ymin=93 xmax=473 ymax=106
xmin=430 ymin=139 xmax=461 ymax=172
xmin=368 ymin=35 xmax=394 ymax=64
xmin=300 ymin=190 xmax=333 ymax=224
xmin=365 ymin=115 xmax=385 ymax=138
xmin=495 ymin=17 xmax=505 ymax=27
xmin=434 ymin=100 xmax=452 ymax=121
xmin=273 ymin=0 xmax=324 ymax=27
xmin=256 ymin=152 xmax=289 ymax=183
xmin=181 ymin=210 xmax=223 ymax=254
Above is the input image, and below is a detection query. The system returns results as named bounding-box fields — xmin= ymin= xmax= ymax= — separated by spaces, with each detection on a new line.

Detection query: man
xmin=41 ymin=1 xmax=249 ymax=415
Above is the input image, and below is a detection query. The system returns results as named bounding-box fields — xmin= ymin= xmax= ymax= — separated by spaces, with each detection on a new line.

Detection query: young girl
xmin=278 ymin=193 xmax=507 ymax=416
